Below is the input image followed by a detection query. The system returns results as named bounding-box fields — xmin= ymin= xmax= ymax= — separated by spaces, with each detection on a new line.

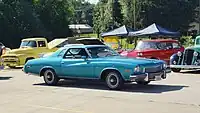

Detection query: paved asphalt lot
xmin=0 ymin=69 xmax=200 ymax=113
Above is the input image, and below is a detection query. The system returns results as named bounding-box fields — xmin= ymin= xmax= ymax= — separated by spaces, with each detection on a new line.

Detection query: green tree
xmin=33 ymin=0 xmax=73 ymax=39
xmin=0 ymin=0 xmax=48 ymax=48
xmin=143 ymin=0 xmax=198 ymax=31
xmin=120 ymin=0 xmax=153 ymax=29
xmin=93 ymin=0 xmax=123 ymax=34
xmin=0 ymin=0 xmax=74 ymax=48
xmin=71 ymin=0 xmax=94 ymax=26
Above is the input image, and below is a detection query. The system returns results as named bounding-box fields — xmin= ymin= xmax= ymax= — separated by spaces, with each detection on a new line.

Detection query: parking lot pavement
xmin=0 ymin=69 xmax=200 ymax=113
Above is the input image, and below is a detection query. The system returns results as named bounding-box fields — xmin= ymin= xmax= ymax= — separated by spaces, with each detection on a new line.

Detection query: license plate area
xmin=148 ymin=71 xmax=164 ymax=80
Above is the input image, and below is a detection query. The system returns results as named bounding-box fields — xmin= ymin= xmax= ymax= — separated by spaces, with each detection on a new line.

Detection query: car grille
xmin=145 ymin=65 xmax=162 ymax=73
xmin=183 ymin=49 xmax=194 ymax=65
xmin=3 ymin=56 xmax=18 ymax=62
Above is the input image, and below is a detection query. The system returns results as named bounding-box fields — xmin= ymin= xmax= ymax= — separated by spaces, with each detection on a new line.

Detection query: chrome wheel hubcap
xmin=44 ymin=70 xmax=54 ymax=83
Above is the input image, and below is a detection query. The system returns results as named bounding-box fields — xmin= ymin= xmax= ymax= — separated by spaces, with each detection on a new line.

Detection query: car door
xmin=165 ymin=42 xmax=175 ymax=56
xmin=156 ymin=42 xmax=173 ymax=63
xmin=61 ymin=48 xmax=94 ymax=78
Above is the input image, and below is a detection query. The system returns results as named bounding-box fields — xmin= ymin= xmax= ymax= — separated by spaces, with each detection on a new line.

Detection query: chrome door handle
xmin=61 ymin=62 xmax=64 ymax=64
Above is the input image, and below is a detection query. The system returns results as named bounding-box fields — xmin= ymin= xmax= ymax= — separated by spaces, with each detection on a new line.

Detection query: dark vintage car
xmin=170 ymin=36 xmax=200 ymax=72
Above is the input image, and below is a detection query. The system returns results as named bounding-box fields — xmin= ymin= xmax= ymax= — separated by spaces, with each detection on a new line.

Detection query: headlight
xmin=134 ymin=66 xmax=142 ymax=73
xmin=194 ymin=51 xmax=198 ymax=57
xmin=177 ymin=51 xmax=182 ymax=57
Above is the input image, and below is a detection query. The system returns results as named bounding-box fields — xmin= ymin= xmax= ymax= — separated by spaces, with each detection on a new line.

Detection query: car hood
xmin=5 ymin=47 xmax=33 ymax=54
xmin=186 ymin=45 xmax=200 ymax=52
xmin=97 ymin=56 xmax=164 ymax=66
xmin=48 ymin=38 xmax=68 ymax=49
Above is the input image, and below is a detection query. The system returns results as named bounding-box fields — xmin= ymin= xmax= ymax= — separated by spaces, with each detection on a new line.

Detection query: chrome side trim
xmin=170 ymin=65 xmax=200 ymax=69
xmin=58 ymin=76 xmax=99 ymax=80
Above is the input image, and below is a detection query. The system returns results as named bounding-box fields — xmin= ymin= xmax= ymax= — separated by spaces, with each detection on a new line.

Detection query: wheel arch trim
xmin=39 ymin=66 xmax=55 ymax=76
xmin=100 ymin=68 xmax=125 ymax=80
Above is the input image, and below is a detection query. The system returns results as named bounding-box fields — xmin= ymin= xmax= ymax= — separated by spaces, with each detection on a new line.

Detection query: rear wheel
xmin=171 ymin=68 xmax=181 ymax=73
xmin=43 ymin=69 xmax=59 ymax=86
xmin=136 ymin=81 xmax=150 ymax=85
xmin=105 ymin=71 xmax=124 ymax=90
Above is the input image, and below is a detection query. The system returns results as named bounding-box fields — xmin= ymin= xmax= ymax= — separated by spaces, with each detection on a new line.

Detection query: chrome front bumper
xmin=170 ymin=65 xmax=200 ymax=69
xmin=130 ymin=70 xmax=169 ymax=82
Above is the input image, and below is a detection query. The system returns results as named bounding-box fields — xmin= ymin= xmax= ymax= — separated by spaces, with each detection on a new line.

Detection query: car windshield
xmin=196 ymin=38 xmax=200 ymax=45
xmin=135 ymin=41 xmax=171 ymax=50
xmin=87 ymin=46 xmax=119 ymax=58
xmin=135 ymin=41 xmax=160 ymax=50
xmin=20 ymin=41 xmax=37 ymax=47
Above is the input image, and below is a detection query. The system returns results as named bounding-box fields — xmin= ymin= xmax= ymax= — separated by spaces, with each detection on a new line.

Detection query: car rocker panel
xmin=23 ymin=45 xmax=170 ymax=90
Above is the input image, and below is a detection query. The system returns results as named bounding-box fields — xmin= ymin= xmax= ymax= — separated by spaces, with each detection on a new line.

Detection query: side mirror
xmin=81 ymin=56 xmax=87 ymax=60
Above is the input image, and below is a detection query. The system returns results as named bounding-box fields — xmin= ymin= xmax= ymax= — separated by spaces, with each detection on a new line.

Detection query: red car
xmin=120 ymin=39 xmax=184 ymax=64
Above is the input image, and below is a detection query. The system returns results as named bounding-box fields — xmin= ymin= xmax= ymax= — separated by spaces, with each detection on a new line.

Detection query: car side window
xmin=165 ymin=42 xmax=173 ymax=50
xmin=172 ymin=42 xmax=181 ymax=49
xmin=38 ymin=41 xmax=46 ymax=47
xmin=157 ymin=42 xmax=166 ymax=50
xmin=63 ymin=48 xmax=88 ymax=59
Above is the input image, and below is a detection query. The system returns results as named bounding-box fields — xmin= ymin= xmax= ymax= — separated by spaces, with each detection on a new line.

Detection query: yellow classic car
xmin=1 ymin=37 xmax=68 ymax=68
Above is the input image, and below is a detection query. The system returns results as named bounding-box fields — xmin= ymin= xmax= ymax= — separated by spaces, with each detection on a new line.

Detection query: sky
xmin=87 ymin=0 xmax=99 ymax=4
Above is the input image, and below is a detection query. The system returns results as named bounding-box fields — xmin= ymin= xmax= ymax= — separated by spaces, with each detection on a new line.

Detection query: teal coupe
xmin=23 ymin=45 xmax=170 ymax=90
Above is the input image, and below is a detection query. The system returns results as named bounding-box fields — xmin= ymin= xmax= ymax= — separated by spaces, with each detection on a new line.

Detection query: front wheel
xmin=136 ymin=81 xmax=150 ymax=85
xmin=105 ymin=71 xmax=124 ymax=90
xmin=43 ymin=69 xmax=59 ymax=86
xmin=171 ymin=68 xmax=181 ymax=73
